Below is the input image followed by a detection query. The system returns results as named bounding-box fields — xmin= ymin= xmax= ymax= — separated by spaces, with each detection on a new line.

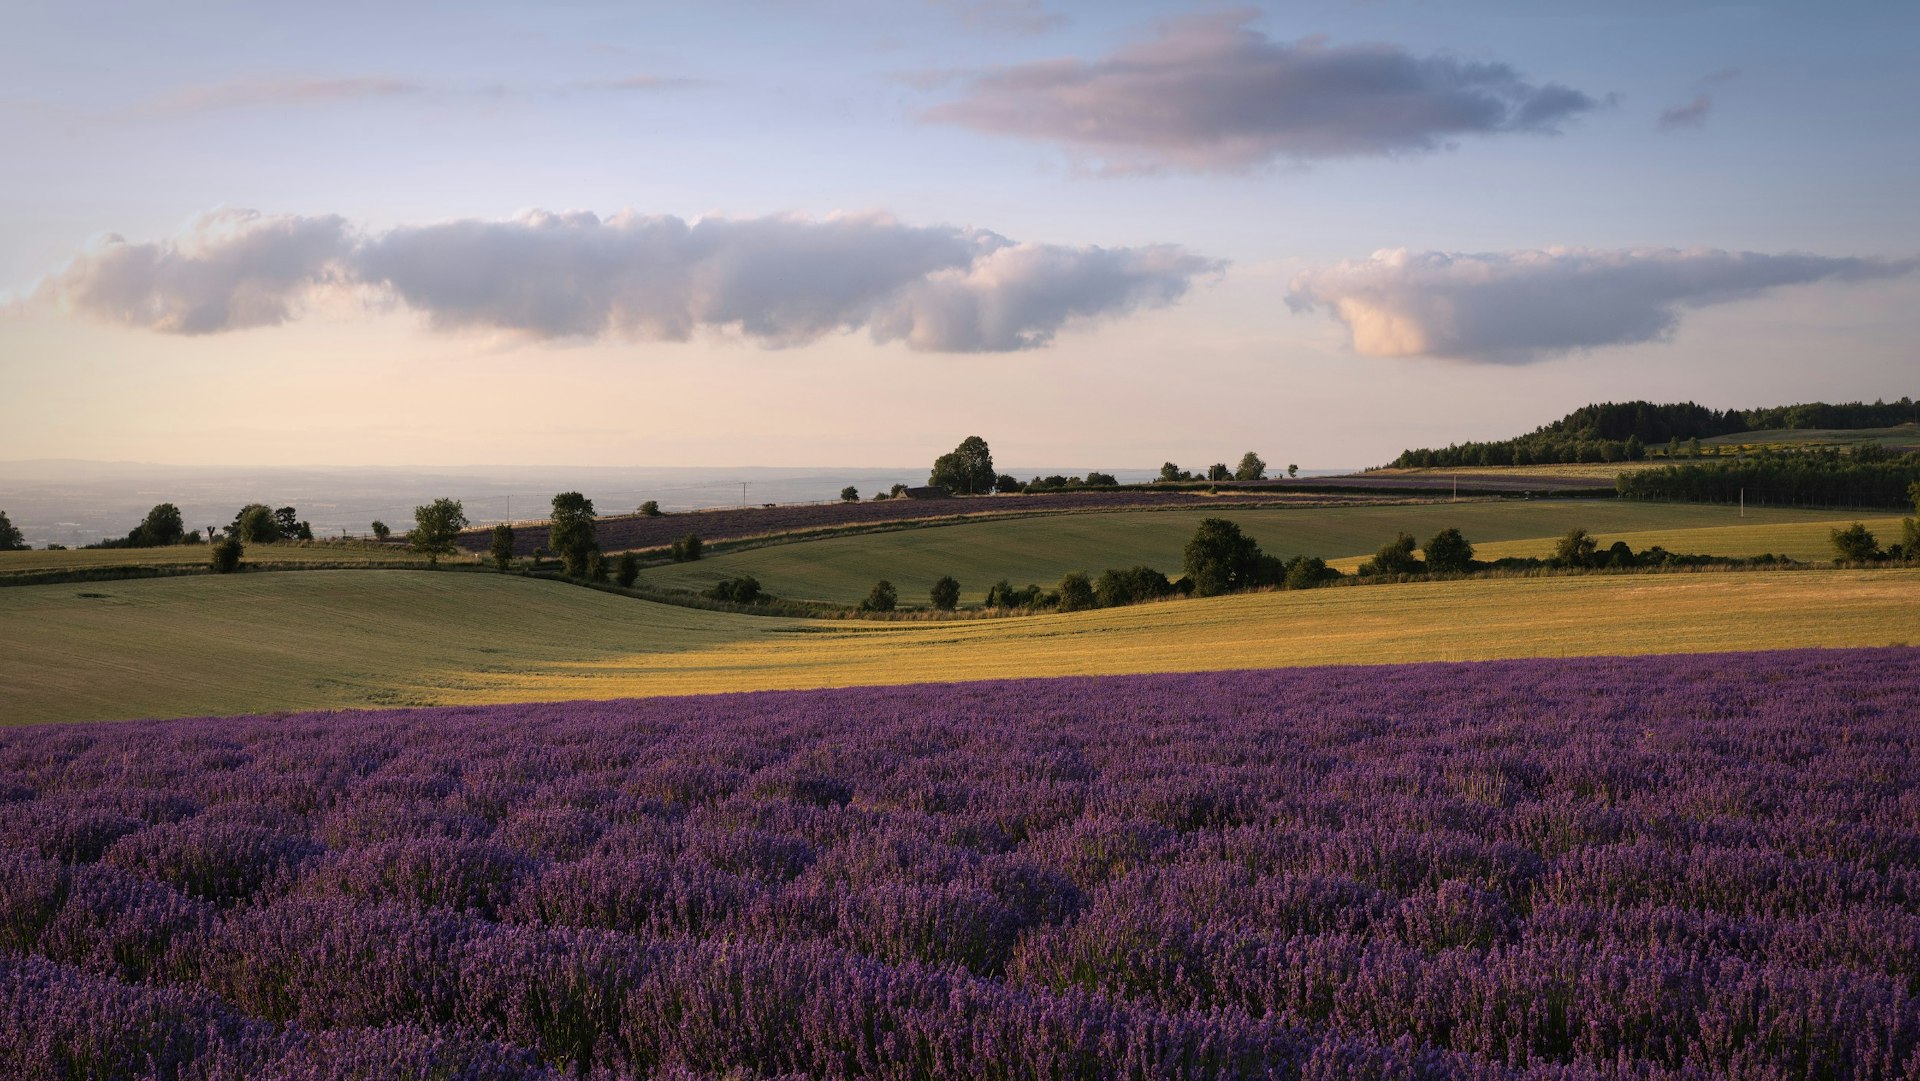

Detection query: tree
xmin=1287 ymin=464 xmax=1299 ymax=478
xmin=986 ymin=579 xmax=1017 ymax=608
xmin=1056 ymin=572 xmax=1095 ymax=612
xmin=638 ymin=501 xmax=661 ymax=517
xmin=1182 ymin=518 xmax=1263 ymax=596
xmin=489 ymin=524 xmax=515 ymax=572
xmin=1364 ymin=533 xmax=1422 ymax=576
xmin=232 ymin=504 xmax=280 ymax=543
xmin=1829 ymin=522 xmax=1880 ymax=563
xmin=136 ymin=503 xmax=185 ymax=547
xmin=409 ymin=498 xmax=468 ymax=567
xmin=0 ymin=509 xmax=27 ymax=551
xmin=840 ymin=486 xmax=859 ymax=503
xmin=860 ymin=579 xmax=897 ymax=612
xmin=1094 ymin=565 xmax=1172 ymax=608
xmin=1158 ymin=462 xmax=1184 ymax=483
xmin=929 ymin=436 xmax=995 ymax=495
xmin=1553 ymin=528 xmax=1599 ymax=568
xmin=549 ymin=492 xmax=598 ymax=578
xmin=587 ymin=550 xmax=609 ymax=582
xmin=995 ymin=474 xmax=1022 ymax=494
xmin=930 ymin=576 xmax=960 ymax=611
xmin=371 ymin=520 xmax=391 ymax=541
xmin=671 ymin=533 xmax=703 ymax=562
xmin=616 ymin=551 xmax=639 ymax=588
xmin=1206 ymin=463 xmax=1231 ymax=482
xmin=210 ymin=535 xmax=243 ymax=573
xmin=1084 ymin=471 xmax=1118 ymax=486
xmin=1424 ymin=528 xmax=1475 ymax=574
xmin=1283 ymin=556 xmax=1332 ymax=590
xmin=1234 ymin=452 xmax=1267 ymax=482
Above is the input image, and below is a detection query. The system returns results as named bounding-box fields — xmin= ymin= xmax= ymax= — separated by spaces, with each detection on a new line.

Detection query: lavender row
xmin=2 ymin=650 xmax=1917 ymax=1077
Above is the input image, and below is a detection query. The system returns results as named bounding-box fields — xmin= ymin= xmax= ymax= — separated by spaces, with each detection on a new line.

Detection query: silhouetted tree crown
xmin=929 ymin=436 xmax=996 ymax=495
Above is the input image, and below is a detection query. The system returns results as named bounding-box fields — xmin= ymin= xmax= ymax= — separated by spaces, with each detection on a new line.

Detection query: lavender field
xmin=3 ymin=650 xmax=1919 ymax=1080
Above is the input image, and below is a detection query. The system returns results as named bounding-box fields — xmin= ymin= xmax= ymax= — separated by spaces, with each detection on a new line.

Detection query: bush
xmin=616 ymin=552 xmax=639 ymax=588
xmin=1552 ymin=528 xmax=1599 ymax=569
xmin=1056 ymin=572 xmax=1095 ymax=612
xmin=1094 ymin=566 xmax=1173 ymax=608
xmin=1361 ymin=532 xmax=1421 ymax=576
xmin=370 ymin=520 xmax=391 ymax=541
xmin=859 ymin=580 xmax=897 ymax=612
xmin=930 ymin=576 xmax=960 ymax=611
xmin=840 ymin=487 xmax=859 ymax=503
xmin=587 ymin=550 xmax=609 ymax=582
xmin=670 ymin=534 xmax=704 ymax=563
xmin=638 ymin=501 xmax=661 ymax=517
xmin=489 ymin=524 xmax=515 ymax=572
xmin=995 ymin=474 xmax=1022 ymax=494
xmin=1283 ymin=556 xmax=1334 ymax=590
xmin=1182 ymin=519 xmax=1263 ymax=596
xmin=707 ymin=576 xmax=762 ymax=604
xmin=1083 ymin=472 xmax=1118 ymax=487
xmin=1829 ymin=522 xmax=1880 ymax=562
xmin=1423 ymin=528 xmax=1474 ymax=574
xmin=210 ymin=537 xmax=243 ymax=574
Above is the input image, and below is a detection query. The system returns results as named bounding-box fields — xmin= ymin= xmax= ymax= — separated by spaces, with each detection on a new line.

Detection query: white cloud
xmin=28 ymin=208 xmax=1221 ymax=353
xmin=1286 ymin=247 xmax=1916 ymax=364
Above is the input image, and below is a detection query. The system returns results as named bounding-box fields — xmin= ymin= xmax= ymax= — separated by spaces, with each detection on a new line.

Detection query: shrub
xmin=616 ymin=552 xmax=639 ymax=588
xmin=1552 ymin=528 xmax=1598 ymax=569
xmin=707 ymin=576 xmax=762 ymax=604
xmin=1056 ymin=572 xmax=1095 ymax=612
xmin=859 ymin=580 xmax=897 ymax=612
xmin=586 ymin=551 xmax=609 ymax=583
xmin=1282 ymin=556 xmax=1334 ymax=590
xmin=638 ymin=501 xmax=661 ymax=517
xmin=840 ymin=487 xmax=859 ymax=503
xmin=210 ymin=537 xmax=243 ymax=574
xmin=1361 ymin=532 xmax=1421 ymax=576
xmin=670 ymin=534 xmax=703 ymax=563
xmin=1830 ymin=522 xmax=1880 ymax=562
xmin=1423 ymin=528 xmax=1474 ymax=574
xmin=1094 ymin=566 xmax=1173 ymax=608
xmin=370 ymin=520 xmax=391 ymax=541
xmin=930 ymin=576 xmax=960 ymax=611
xmin=1182 ymin=519 xmax=1263 ymax=596
xmin=488 ymin=524 xmax=514 ymax=572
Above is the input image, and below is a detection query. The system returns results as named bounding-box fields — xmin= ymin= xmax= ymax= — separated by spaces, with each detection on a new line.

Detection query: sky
xmin=1 ymin=0 xmax=1916 ymax=471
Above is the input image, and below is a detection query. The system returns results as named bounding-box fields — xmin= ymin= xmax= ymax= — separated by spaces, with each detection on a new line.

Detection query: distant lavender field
xmin=3 ymin=651 xmax=1918 ymax=1079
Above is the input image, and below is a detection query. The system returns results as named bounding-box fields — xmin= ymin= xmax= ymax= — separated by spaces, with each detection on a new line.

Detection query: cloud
xmin=1658 ymin=95 xmax=1713 ymax=130
xmin=921 ymin=9 xmax=1599 ymax=172
xmin=32 ymin=209 xmax=354 ymax=334
xmin=1286 ymin=247 xmax=1916 ymax=364
xmin=151 ymin=77 xmax=424 ymax=116
xmin=29 ymin=209 xmax=1221 ymax=352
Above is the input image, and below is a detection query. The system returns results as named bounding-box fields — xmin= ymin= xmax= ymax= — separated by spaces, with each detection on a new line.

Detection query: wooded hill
xmin=1389 ymin=398 xmax=1919 ymax=468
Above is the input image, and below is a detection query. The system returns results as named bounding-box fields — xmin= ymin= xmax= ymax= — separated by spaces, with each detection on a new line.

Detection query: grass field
xmin=1702 ymin=422 xmax=1920 ymax=451
xmin=638 ymin=499 xmax=1881 ymax=605
xmin=3 ymin=567 xmax=1914 ymax=725
xmin=0 ymin=541 xmax=434 ymax=574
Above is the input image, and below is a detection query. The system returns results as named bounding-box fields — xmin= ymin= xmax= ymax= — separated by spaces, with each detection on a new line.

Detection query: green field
xmin=4 ymin=567 xmax=1915 ymax=725
xmin=0 ymin=540 xmax=434 ymax=575
xmin=638 ymin=499 xmax=1882 ymax=605
xmin=1702 ymin=423 xmax=1920 ymax=451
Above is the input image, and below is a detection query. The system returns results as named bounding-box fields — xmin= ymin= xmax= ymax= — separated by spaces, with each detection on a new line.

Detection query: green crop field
xmin=3 ymin=567 xmax=1915 ymax=725
xmin=0 ymin=541 xmax=434 ymax=575
xmin=638 ymin=499 xmax=1881 ymax=605
xmin=1701 ymin=423 xmax=1920 ymax=451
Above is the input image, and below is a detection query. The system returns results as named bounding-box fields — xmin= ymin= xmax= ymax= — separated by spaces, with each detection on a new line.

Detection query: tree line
xmin=1615 ymin=450 xmax=1920 ymax=510
xmin=1389 ymin=397 xmax=1919 ymax=469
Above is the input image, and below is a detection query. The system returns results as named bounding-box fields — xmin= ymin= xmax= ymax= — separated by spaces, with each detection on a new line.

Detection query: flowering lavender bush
xmin=1 ymin=649 xmax=1917 ymax=1078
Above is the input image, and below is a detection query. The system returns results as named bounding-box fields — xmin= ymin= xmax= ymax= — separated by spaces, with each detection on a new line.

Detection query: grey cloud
xmin=1286 ymin=247 xmax=1915 ymax=365
xmin=1659 ymin=94 xmax=1713 ymax=130
xmin=33 ymin=209 xmax=353 ymax=334
xmin=921 ymin=10 xmax=1598 ymax=172
xmin=31 ymin=209 xmax=1219 ymax=352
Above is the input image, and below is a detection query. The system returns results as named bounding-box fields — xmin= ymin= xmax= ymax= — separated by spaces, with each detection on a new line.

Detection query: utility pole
xmin=740 ymin=481 xmax=748 ymax=508
xmin=1739 ymin=487 xmax=1744 ymax=518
